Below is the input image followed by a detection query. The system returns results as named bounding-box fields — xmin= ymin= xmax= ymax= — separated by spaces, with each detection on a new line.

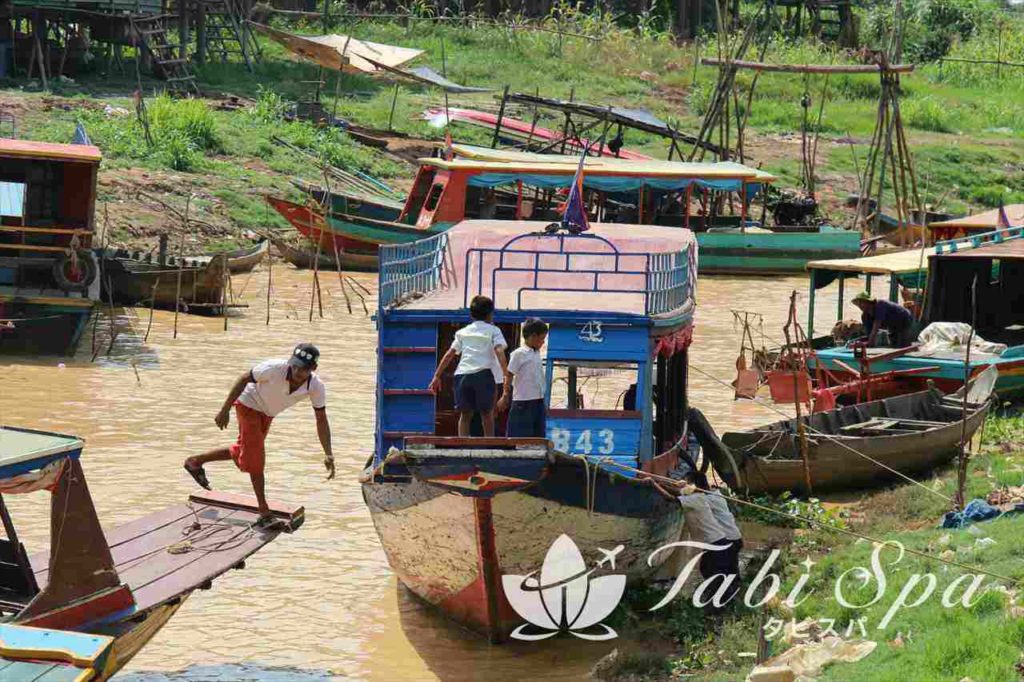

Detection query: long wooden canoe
xmin=701 ymin=382 xmax=991 ymax=495
xmin=270 ymin=237 xmax=377 ymax=272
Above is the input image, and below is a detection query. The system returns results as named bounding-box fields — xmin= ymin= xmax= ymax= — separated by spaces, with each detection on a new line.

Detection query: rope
xmin=690 ymin=364 xmax=957 ymax=503
xmin=626 ymin=465 xmax=1020 ymax=585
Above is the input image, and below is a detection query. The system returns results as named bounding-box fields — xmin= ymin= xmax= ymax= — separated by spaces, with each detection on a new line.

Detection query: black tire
xmin=52 ymin=250 xmax=98 ymax=293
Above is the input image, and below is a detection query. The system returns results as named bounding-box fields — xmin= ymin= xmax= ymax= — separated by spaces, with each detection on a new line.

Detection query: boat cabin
xmin=924 ymin=226 xmax=1024 ymax=348
xmin=0 ymin=138 xmax=100 ymax=292
xmin=397 ymin=144 xmax=777 ymax=232
xmin=927 ymin=204 xmax=1024 ymax=243
xmin=806 ymin=229 xmax=1024 ymax=399
xmin=373 ymin=219 xmax=697 ymax=475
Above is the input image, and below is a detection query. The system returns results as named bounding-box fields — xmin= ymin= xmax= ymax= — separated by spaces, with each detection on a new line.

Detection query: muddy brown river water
xmin=0 ymin=266 xmax=856 ymax=681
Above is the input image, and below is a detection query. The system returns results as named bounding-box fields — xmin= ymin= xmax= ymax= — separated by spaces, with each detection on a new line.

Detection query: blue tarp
xmin=466 ymin=172 xmax=762 ymax=196
xmin=941 ymin=498 xmax=1010 ymax=528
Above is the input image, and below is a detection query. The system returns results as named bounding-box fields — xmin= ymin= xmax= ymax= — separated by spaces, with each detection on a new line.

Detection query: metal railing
xmin=934 ymin=224 xmax=1024 ymax=255
xmin=378 ymin=232 xmax=452 ymax=309
xmin=462 ymin=231 xmax=695 ymax=316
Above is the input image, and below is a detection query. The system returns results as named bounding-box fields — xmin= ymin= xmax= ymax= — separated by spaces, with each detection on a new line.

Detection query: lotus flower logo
xmin=502 ymin=534 xmax=627 ymax=641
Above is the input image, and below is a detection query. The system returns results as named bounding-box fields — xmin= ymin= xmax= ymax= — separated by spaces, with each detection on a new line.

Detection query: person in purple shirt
xmin=852 ymin=292 xmax=916 ymax=347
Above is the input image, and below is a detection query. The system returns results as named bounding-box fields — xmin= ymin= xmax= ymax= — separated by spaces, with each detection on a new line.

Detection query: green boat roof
xmin=0 ymin=427 xmax=83 ymax=471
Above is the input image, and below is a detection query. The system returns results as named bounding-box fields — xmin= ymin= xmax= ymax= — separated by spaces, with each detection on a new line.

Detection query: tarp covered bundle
xmin=0 ymin=458 xmax=66 ymax=494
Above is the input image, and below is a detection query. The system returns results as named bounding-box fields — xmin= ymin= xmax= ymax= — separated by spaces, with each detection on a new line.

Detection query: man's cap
xmin=288 ymin=343 xmax=320 ymax=369
xmin=852 ymin=292 xmax=874 ymax=303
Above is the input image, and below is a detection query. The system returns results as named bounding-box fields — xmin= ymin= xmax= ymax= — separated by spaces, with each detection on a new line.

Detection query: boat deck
xmin=393 ymin=220 xmax=695 ymax=317
xmin=28 ymin=492 xmax=303 ymax=615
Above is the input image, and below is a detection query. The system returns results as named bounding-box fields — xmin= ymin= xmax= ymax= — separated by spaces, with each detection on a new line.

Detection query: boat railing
xmin=934 ymin=224 xmax=1024 ymax=254
xmin=379 ymin=232 xmax=452 ymax=308
xmin=462 ymin=231 xmax=695 ymax=315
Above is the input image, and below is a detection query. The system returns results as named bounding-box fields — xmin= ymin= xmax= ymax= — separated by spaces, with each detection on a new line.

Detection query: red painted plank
xmin=547 ymin=408 xmax=642 ymax=419
xmin=19 ymin=585 xmax=135 ymax=630
xmin=188 ymin=491 xmax=303 ymax=527
xmin=405 ymin=436 xmax=549 ymax=448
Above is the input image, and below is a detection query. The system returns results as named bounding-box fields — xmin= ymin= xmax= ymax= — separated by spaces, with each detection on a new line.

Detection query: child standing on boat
xmin=429 ymin=296 xmax=509 ymax=437
xmin=184 ymin=343 xmax=336 ymax=526
xmin=498 ymin=318 xmax=549 ymax=438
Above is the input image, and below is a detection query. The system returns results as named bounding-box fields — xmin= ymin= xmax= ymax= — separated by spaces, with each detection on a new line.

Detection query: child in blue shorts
xmin=498 ymin=318 xmax=549 ymax=438
xmin=429 ymin=295 xmax=509 ymax=437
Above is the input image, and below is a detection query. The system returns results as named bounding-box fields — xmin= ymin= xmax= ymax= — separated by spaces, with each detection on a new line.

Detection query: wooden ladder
xmin=202 ymin=0 xmax=261 ymax=72
xmin=131 ymin=14 xmax=199 ymax=95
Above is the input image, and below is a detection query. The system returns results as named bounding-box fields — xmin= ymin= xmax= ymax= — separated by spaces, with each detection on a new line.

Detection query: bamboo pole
xmin=700 ymin=58 xmax=915 ymax=74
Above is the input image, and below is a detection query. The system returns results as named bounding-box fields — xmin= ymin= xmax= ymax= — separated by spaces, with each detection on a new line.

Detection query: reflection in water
xmin=0 ymin=266 xmax=856 ymax=681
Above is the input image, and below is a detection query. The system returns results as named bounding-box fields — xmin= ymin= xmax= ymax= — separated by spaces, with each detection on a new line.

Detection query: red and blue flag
xmin=561 ymin=148 xmax=590 ymax=234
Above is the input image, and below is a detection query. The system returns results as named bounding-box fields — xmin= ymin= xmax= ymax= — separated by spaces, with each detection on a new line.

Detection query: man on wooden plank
xmin=184 ymin=343 xmax=335 ymax=526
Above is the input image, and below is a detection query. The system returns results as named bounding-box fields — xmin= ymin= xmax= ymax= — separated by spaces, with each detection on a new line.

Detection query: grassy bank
xmin=2 ymin=12 xmax=1023 ymax=241
xmin=594 ymin=409 xmax=1024 ymax=682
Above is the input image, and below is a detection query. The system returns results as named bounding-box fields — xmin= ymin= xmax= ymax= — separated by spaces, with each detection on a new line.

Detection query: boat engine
xmin=771 ymin=191 xmax=819 ymax=227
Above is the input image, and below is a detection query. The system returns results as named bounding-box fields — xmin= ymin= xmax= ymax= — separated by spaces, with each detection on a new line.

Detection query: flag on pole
xmin=561 ymin=146 xmax=590 ymax=234
xmin=997 ymin=200 xmax=1012 ymax=234
xmin=71 ymin=122 xmax=91 ymax=146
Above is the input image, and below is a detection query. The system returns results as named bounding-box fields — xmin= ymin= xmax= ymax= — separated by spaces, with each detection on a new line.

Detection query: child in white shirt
xmin=430 ymin=295 xmax=509 ymax=437
xmin=498 ymin=318 xmax=549 ymax=438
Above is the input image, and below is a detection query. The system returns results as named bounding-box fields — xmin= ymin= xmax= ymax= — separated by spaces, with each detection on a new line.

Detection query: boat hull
xmin=362 ymin=455 xmax=684 ymax=642
xmin=95 ymin=599 xmax=185 ymax=680
xmin=100 ymin=254 xmax=229 ymax=315
xmin=0 ymin=296 xmax=94 ymax=354
xmin=715 ymin=390 xmax=989 ymax=495
xmin=695 ymin=228 xmax=862 ymax=275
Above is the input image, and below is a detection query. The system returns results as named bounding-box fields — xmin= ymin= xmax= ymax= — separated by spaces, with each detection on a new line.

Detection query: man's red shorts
xmin=229 ymin=402 xmax=273 ymax=474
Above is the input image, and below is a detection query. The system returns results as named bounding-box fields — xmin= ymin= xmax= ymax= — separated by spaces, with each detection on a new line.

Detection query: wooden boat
xmin=702 ymin=376 xmax=992 ymax=495
xmin=0 ymin=137 xmax=102 ymax=355
xmin=267 ymin=197 xmax=381 ymax=253
xmin=290 ymin=178 xmax=405 ymax=223
xmin=806 ymin=228 xmax=1024 ymax=399
xmin=99 ymin=249 xmax=231 ymax=314
xmin=271 ymin=144 xmax=861 ymax=274
xmin=0 ymin=425 xmax=303 ymax=679
xmin=362 ymin=219 xmax=700 ymax=642
xmin=0 ymin=623 xmax=116 ymax=680
xmin=188 ymin=240 xmax=270 ymax=274
xmin=270 ymin=236 xmax=377 ymax=272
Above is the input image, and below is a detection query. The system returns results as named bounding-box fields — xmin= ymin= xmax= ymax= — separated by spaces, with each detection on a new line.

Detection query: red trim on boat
xmin=473 ymin=497 xmax=503 ymax=643
xmin=20 ymin=584 xmax=136 ymax=630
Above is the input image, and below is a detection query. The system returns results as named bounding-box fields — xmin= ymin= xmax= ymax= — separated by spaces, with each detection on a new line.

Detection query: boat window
xmin=424 ymin=183 xmax=445 ymax=212
xmin=0 ymin=182 xmax=25 ymax=220
xmin=548 ymin=361 xmax=640 ymax=411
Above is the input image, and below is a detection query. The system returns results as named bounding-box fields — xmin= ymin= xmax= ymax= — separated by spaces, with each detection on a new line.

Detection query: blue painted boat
xmin=361 ymin=219 xmax=700 ymax=641
xmin=805 ymin=226 xmax=1024 ymax=399
xmin=0 ymin=426 xmax=303 ymax=678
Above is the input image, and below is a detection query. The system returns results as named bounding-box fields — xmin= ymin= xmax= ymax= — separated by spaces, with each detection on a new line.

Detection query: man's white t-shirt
xmin=452 ymin=320 xmax=507 ymax=381
xmin=507 ymin=346 xmax=545 ymax=401
xmin=238 ymin=359 xmax=327 ymax=417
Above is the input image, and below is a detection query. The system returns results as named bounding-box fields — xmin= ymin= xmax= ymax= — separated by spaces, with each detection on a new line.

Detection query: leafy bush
xmin=248 ymin=85 xmax=289 ymax=125
xmin=735 ymin=491 xmax=850 ymax=530
xmin=148 ymin=94 xmax=221 ymax=153
xmin=903 ymin=95 xmax=957 ymax=133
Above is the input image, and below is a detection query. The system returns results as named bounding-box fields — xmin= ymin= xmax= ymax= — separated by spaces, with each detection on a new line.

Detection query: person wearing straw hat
xmin=183 ymin=343 xmax=335 ymax=527
xmin=851 ymin=292 xmax=916 ymax=348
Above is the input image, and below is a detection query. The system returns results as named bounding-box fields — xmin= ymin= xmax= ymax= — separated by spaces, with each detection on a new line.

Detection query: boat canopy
xmin=929 ymin=204 xmax=1024 ymax=232
xmin=0 ymin=427 xmax=83 ymax=478
xmin=808 ymin=247 xmax=935 ymax=289
xmin=379 ymin=220 xmax=696 ymax=322
xmin=424 ymin=145 xmax=775 ymax=194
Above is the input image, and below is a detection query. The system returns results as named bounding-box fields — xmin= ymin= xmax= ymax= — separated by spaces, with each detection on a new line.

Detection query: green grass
xmin=591 ymin=411 xmax=1024 ymax=682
